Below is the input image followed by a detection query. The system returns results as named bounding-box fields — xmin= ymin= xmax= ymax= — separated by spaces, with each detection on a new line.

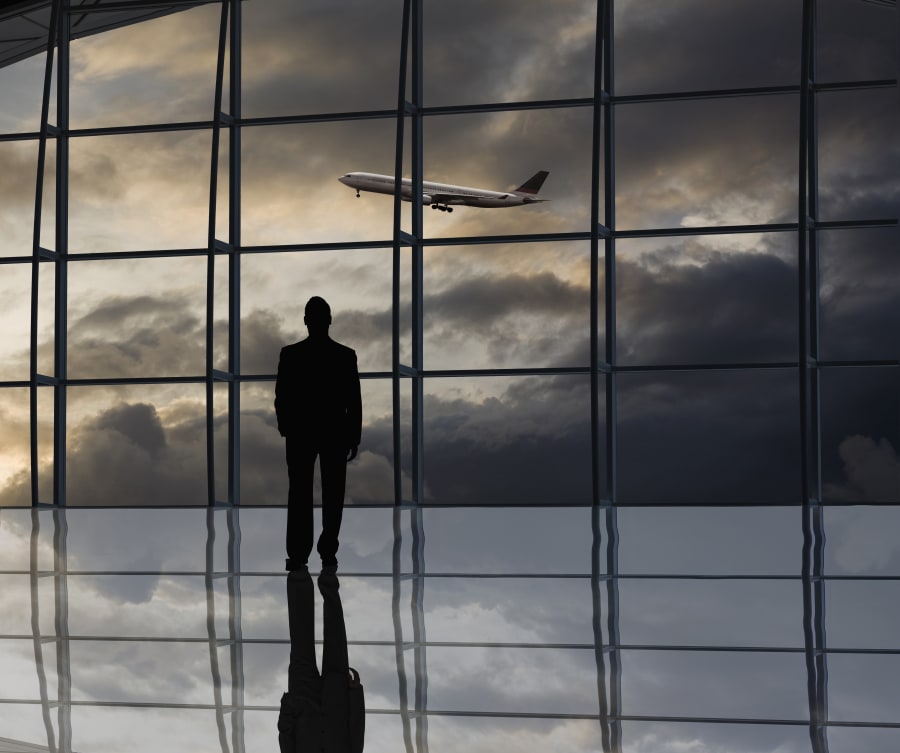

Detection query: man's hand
xmin=347 ymin=445 xmax=358 ymax=462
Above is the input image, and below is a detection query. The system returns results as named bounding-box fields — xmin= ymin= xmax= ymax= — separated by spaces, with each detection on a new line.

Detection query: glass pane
xmin=617 ymin=233 xmax=797 ymax=365
xmin=424 ymin=0 xmax=596 ymax=105
xmin=68 ymin=3 xmax=221 ymax=128
xmin=618 ymin=578 xmax=803 ymax=648
xmin=66 ymin=384 xmax=208 ymax=506
xmin=35 ymin=385 xmax=53 ymax=505
xmin=212 ymin=253 xmax=229 ymax=373
xmin=68 ymin=131 xmax=211 ymax=253
xmin=617 ymin=369 xmax=801 ymax=504
xmin=241 ymin=0 xmax=402 ymax=117
xmin=817 ymin=0 xmax=898 ymax=82
xmin=828 ymin=727 xmax=900 ymax=753
xmin=617 ymin=507 xmax=801 ymax=575
xmin=0 ymin=140 xmax=37 ymax=257
xmin=67 ymin=256 xmax=206 ymax=379
xmin=422 ymin=109 xmax=591 ymax=239
xmin=212 ymin=382 xmax=228 ymax=503
xmin=399 ymin=245 xmax=412 ymax=368
xmin=0 ymin=704 xmax=58 ymax=751
xmin=818 ymin=88 xmax=899 ymax=222
xmin=67 ymin=575 xmax=209 ymax=637
xmin=241 ymin=121 xmax=395 ymax=246
xmin=828 ymin=653 xmax=900 ymax=724
xmin=425 ymin=645 xmax=598 ymax=715
xmin=69 ymin=640 xmax=219 ymax=704
xmin=0 ymin=262 xmax=31 ymax=380
xmin=0 ymin=387 xmax=31 ymax=507
xmin=616 ymin=95 xmax=798 ymax=231
xmin=70 ymin=707 xmax=224 ymax=753
xmin=421 ymin=507 xmax=593 ymax=574
xmin=422 ymin=577 xmax=594 ymax=644
xmin=241 ymin=248 xmax=393 ymax=375
xmin=424 ymin=376 xmax=593 ymax=505
xmin=826 ymin=580 xmax=900 ymax=649
xmin=819 ymin=227 xmax=900 ymax=362
xmin=0 ymin=575 xmax=31 ymax=633
xmin=620 ymin=649 xmax=808 ymax=720
xmin=821 ymin=366 xmax=899 ymax=504
xmin=0 ymin=55 xmax=46 ymax=133
xmin=423 ymin=241 xmax=591 ymax=370
xmin=399 ymin=376 xmax=412 ymax=502
xmin=621 ymin=721 xmax=810 ymax=752
xmin=36 ymin=260 xmax=55 ymax=377
xmin=0 ymin=508 xmax=32 ymax=569
xmin=240 ymin=381 xmax=285 ymax=505
xmin=65 ymin=508 xmax=208 ymax=572
xmin=39 ymin=138 xmax=56 ymax=252
xmin=615 ymin=0 xmax=801 ymax=95
xmin=427 ymin=716 xmax=602 ymax=753
xmin=825 ymin=506 xmax=900 ymax=576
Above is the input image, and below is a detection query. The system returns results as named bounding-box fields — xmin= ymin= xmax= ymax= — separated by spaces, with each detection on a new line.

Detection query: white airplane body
xmin=338 ymin=170 xmax=549 ymax=212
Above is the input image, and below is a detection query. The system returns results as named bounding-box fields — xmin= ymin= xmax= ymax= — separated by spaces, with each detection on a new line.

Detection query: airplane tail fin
xmin=513 ymin=170 xmax=549 ymax=195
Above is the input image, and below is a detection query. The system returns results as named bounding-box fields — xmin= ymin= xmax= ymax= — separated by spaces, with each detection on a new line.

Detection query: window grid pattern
xmin=0 ymin=1 xmax=896 ymax=752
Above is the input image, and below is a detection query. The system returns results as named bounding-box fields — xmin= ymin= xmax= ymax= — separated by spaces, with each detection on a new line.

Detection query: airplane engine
xmin=422 ymin=194 xmax=433 ymax=205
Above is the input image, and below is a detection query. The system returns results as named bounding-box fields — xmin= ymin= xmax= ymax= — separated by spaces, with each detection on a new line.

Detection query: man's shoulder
xmin=330 ymin=340 xmax=357 ymax=360
xmin=280 ymin=338 xmax=355 ymax=362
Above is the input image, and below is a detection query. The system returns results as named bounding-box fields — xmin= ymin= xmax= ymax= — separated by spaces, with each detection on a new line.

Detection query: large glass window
xmin=0 ymin=1 xmax=896 ymax=752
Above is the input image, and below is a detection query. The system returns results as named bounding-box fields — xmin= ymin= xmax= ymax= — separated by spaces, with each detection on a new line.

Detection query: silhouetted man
xmin=278 ymin=568 xmax=365 ymax=753
xmin=275 ymin=296 xmax=362 ymax=570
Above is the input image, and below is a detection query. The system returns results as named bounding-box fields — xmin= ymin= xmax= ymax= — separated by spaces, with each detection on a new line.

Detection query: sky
xmin=0 ymin=0 xmax=898 ymax=751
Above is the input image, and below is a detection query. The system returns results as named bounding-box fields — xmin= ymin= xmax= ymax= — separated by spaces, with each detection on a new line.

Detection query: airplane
xmin=338 ymin=170 xmax=549 ymax=212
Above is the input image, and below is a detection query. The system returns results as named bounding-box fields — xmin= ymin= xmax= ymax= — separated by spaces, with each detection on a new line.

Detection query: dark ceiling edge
xmin=0 ymin=0 xmax=204 ymax=70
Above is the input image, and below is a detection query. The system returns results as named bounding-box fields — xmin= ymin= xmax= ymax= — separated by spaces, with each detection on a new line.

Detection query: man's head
xmin=304 ymin=296 xmax=332 ymax=336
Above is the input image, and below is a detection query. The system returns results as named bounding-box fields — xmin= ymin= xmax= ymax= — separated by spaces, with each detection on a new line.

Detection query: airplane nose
xmin=338 ymin=174 xmax=350 ymax=185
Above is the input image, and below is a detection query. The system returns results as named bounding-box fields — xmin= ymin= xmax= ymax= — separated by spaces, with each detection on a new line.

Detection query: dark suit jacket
xmin=275 ymin=337 xmax=362 ymax=448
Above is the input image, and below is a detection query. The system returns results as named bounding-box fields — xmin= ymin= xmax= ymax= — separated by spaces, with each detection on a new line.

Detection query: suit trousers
xmin=285 ymin=435 xmax=348 ymax=566
xmin=285 ymin=571 xmax=349 ymax=697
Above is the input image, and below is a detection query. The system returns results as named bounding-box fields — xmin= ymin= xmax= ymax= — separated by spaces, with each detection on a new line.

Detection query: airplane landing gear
xmin=430 ymin=204 xmax=453 ymax=213
xmin=355 ymin=190 xmax=360 ymax=197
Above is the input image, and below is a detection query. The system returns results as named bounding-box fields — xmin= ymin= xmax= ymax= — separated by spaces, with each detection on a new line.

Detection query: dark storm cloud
xmin=422 ymin=0 xmax=595 ymax=104
xmin=817 ymin=87 xmax=900 ymax=223
xmin=616 ymin=250 xmax=798 ymax=364
xmin=240 ymin=0 xmax=404 ymax=117
xmin=239 ymin=0 xmax=594 ymax=117
xmin=819 ymin=226 xmax=900 ymax=361
xmin=66 ymin=293 xmax=204 ymax=378
xmin=426 ymin=271 xmax=585 ymax=325
xmin=9 ymin=225 xmax=895 ymax=508
xmin=614 ymin=94 xmax=799 ymax=228
xmin=614 ymin=0 xmax=802 ymax=94
xmin=65 ymin=400 xmax=207 ymax=506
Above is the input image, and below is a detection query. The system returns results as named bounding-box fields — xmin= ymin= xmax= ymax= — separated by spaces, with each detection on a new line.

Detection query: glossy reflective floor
xmin=1 ymin=506 xmax=899 ymax=752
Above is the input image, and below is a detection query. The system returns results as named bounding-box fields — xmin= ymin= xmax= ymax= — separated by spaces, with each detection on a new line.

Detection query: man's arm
xmin=274 ymin=347 xmax=288 ymax=437
xmin=347 ymin=351 xmax=362 ymax=460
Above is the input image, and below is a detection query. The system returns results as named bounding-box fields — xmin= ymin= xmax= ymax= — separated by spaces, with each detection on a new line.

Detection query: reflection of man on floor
xmin=275 ymin=296 xmax=362 ymax=570
xmin=278 ymin=568 xmax=365 ymax=753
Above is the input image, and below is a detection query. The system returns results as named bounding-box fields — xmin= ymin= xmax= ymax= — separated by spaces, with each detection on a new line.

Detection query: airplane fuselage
xmin=338 ymin=171 xmax=547 ymax=210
